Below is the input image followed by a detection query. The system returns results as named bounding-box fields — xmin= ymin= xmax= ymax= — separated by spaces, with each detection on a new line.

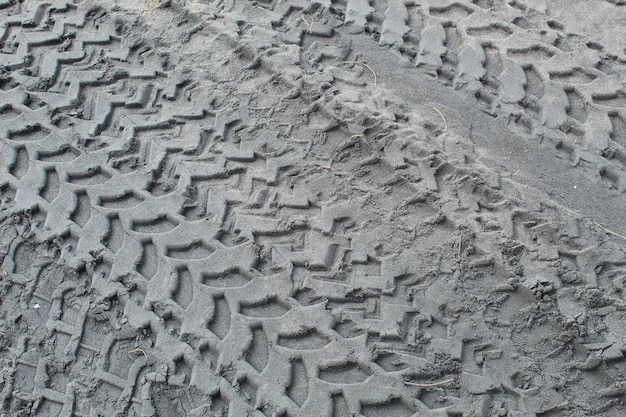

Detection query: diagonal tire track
xmin=0 ymin=1 xmax=624 ymax=416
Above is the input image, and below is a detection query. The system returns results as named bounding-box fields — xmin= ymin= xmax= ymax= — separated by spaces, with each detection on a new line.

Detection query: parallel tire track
xmin=0 ymin=1 xmax=624 ymax=416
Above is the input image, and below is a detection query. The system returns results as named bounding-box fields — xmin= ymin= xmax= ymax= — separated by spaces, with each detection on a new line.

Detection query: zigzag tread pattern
xmin=0 ymin=1 xmax=625 ymax=416
xmin=331 ymin=0 xmax=626 ymax=191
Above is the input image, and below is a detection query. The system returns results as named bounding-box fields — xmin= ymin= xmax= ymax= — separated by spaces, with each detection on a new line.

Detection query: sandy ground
xmin=1 ymin=0 xmax=626 ymax=416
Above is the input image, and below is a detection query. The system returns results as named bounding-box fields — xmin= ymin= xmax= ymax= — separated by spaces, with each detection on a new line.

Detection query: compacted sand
xmin=1 ymin=1 xmax=626 ymax=416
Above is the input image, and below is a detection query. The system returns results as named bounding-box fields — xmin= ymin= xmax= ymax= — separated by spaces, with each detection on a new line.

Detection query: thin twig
xmin=477 ymin=160 xmax=494 ymax=172
xmin=544 ymin=343 xmax=567 ymax=359
xmin=432 ymin=107 xmax=447 ymax=131
xmin=128 ymin=348 xmax=148 ymax=358
xmin=316 ymin=161 xmax=333 ymax=169
xmin=405 ymin=378 xmax=455 ymax=388
xmin=342 ymin=61 xmax=377 ymax=86
xmin=595 ymin=223 xmax=626 ymax=240
xmin=301 ymin=13 xmax=313 ymax=33
xmin=272 ymin=244 xmax=292 ymax=264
